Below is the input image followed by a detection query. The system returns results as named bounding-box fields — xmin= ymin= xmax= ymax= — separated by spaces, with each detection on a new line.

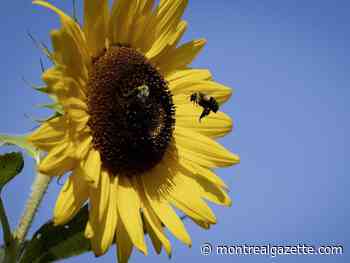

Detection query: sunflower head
xmin=28 ymin=0 xmax=239 ymax=262
xmin=87 ymin=45 xmax=175 ymax=176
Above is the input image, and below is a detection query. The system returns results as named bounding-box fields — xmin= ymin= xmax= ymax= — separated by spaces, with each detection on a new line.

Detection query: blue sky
xmin=0 ymin=0 xmax=349 ymax=262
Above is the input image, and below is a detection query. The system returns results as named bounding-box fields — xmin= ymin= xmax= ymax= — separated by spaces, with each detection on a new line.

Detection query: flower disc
xmin=87 ymin=46 xmax=175 ymax=176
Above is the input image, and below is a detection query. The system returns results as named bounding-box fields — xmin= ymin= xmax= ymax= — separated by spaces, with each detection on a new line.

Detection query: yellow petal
xmin=92 ymin=170 xmax=110 ymax=222
xmin=130 ymin=12 xmax=153 ymax=50
xmin=175 ymin=156 xmax=232 ymax=206
xmin=83 ymin=0 xmax=109 ymax=56
xmin=146 ymin=20 xmax=188 ymax=61
xmin=28 ymin=116 xmax=67 ymax=151
xmin=137 ymin=0 xmax=154 ymax=14
xmin=50 ymin=29 xmax=88 ymax=80
xmin=146 ymin=0 xmax=188 ymax=59
xmin=38 ymin=142 xmax=76 ymax=176
xmin=189 ymin=175 xmax=232 ymax=207
xmin=117 ymin=176 xmax=147 ymax=255
xmin=85 ymin=221 xmax=94 ymax=239
xmin=191 ymin=218 xmax=211 ymax=229
xmin=142 ymin=172 xmax=192 ymax=246
xmin=33 ymin=1 xmax=86 ymax=48
xmin=73 ymin=115 xmax=90 ymax=132
xmin=134 ymin=179 xmax=172 ymax=257
xmin=34 ymin=1 xmax=89 ymax=79
xmin=168 ymin=20 xmax=188 ymax=47
xmin=41 ymin=67 xmax=87 ymax=102
xmin=99 ymin=171 xmax=112 ymax=221
xmin=89 ymin=173 xmax=117 ymax=256
xmin=135 ymin=11 xmax=158 ymax=53
xmin=144 ymin=26 xmax=173 ymax=59
xmin=176 ymin=104 xmax=233 ymax=138
xmin=156 ymin=0 xmax=187 ymax=35
xmin=174 ymin=126 xmax=240 ymax=168
xmin=63 ymin=97 xmax=89 ymax=124
xmin=81 ymin=148 xmax=101 ymax=188
xmin=74 ymin=135 xmax=92 ymax=159
xmin=109 ymin=0 xmax=140 ymax=45
xmin=105 ymin=176 xmax=118 ymax=241
xmin=54 ymin=168 xmax=88 ymax=225
xmin=166 ymin=69 xmax=212 ymax=84
xmin=172 ymin=80 xmax=232 ymax=104
xmin=88 ymin=188 xmax=104 ymax=251
xmin=179 ymin=158 xmax=228 ymax=189
xmin=169 ymin=194 xmax=216 ymax=225
xmin=163 ymin=160 xmax=216 ymax=224
xmin=115 ymin=218 xmax=134 ymax=263
xmin=157 ymin=39 xmax=206 ymax=75
xmin=143 ymin=215 xmax=162 ymax=255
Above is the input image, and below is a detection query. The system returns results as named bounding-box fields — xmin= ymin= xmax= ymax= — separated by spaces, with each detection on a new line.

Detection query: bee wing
xmin=199 ymin=108 xmax=211 ymax=121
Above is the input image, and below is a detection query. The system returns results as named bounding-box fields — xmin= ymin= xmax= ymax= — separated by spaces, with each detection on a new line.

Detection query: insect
xmin=123 ymin=84 xmax=150 ymax=103
xmin=135 ymin=84 xmax=150 ymax=103
xmin=190 ymin=92 xmax=219 ymax=121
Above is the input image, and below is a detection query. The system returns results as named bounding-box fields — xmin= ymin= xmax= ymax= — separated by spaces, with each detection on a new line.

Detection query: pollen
xmin=87 ymin=45 xmax=175 ymax=176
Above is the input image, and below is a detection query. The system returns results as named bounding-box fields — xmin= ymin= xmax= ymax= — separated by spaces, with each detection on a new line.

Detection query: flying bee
xmin=190 ymin=92 xmax=219 ymax=121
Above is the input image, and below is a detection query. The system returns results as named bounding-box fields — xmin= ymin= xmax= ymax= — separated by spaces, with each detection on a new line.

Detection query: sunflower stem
xmin=14 ymin=161 xmax=52 ymax=245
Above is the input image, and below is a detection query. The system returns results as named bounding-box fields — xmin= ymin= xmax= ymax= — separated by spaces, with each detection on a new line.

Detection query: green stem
xmin=14 ymin=171 xmax=51 ymax=245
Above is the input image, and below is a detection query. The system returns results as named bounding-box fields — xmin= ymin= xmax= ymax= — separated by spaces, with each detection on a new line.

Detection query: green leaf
xmin=36 ymin=103 xmax=64 ymax=115
xmin=22 ymin=77 xmax=47 ymax=93
xmin=0 ymin=152 xmax=24 ymax=190
xmin=31 ymin=112 xmax=64 ymax=124
xmin=23 ymin=76 xmax=64 ymax=118
xmin=0 ymin=134 xmax=39 ymax=159
xmin=27 ymin=31 xmax=53 ymax=61
xmin=34 ymin=85 xmax=65 ymax=120
xmin=20 ymin=205 xmax=91 ymax=263
xmin=0 ymin=247 xmax=5 ymax=262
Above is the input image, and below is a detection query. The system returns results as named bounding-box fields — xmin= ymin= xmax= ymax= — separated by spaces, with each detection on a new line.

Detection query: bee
xmin=123 ymin=84 xmax=150 ymax=104
xmin=190 ymin=92 xmax=219 ymax=121
xmin=135 ymin=84 xmax=150 ymax=103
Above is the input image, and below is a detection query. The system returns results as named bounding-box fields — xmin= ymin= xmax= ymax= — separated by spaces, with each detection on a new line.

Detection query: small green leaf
xmin=20 ymin=205 xmax=91 ymax=263
xmin=36 ymin=103 xmax=64 ymax=115
xmin=22 ymin=77 xmax=47 ymax=93
xmin=0 ymin=134 xmax=39 ymax=159
xmin=27 ymin=31 xmax=53 ymax=61
xmin=28 ymin=83 xmax=51 ymax=94
xmin=23 ymin=76 xmax=64 ymax=117
xmin=0 ymin=152 xmax=24 ymax=190
xmin=33 ymin=83 xmax=65 ymax=118
xmin=32 ymin=112 xmax=64 ymax=124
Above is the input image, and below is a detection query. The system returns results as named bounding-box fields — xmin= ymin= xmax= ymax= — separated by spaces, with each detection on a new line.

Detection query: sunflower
xmin=28 ymin=0 xmax=239 ymax=262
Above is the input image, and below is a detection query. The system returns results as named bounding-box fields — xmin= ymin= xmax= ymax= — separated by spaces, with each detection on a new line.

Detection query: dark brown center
xmin=87 ymin=45 xmax=175 ymax=176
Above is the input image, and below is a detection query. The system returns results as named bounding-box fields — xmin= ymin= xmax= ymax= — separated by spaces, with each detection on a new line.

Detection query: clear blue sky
xmin=0 ymin=0 xmax=349 ymax=262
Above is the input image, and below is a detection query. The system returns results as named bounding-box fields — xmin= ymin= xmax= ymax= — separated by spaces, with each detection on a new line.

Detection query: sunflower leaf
xmin=0 ymin=247 xmax=5 ymax=262
xmin=0 ymin=134 xmax=39 ymax=159
xmin=20 ymin=205 xmax=91 ymax=263
xmin=27 ymin=31 xmax=53 ymax=61
xmin=36 ymin=103 xmax=64 ymax=115
xmin=0 ymin=152 xmax=24 ymax=190
xmin=32 ymin=112 xmax=64 ymax=124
